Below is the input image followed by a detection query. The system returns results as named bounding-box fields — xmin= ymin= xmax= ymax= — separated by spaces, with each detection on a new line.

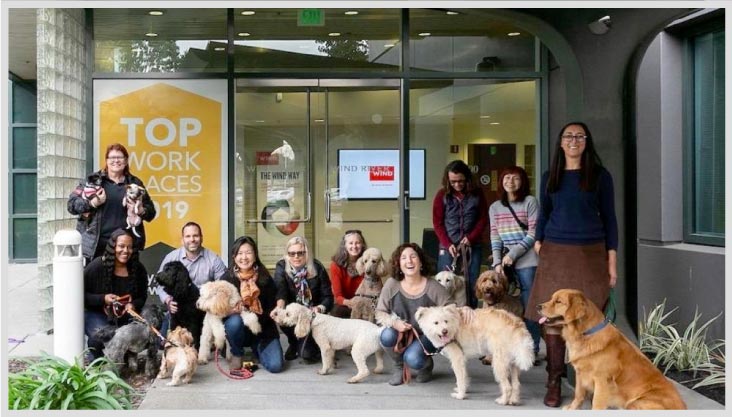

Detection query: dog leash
xmin=104 ymin=295 xmax=132 ymax=319
xmin=449 ymin=243 xmax=471 ymax=276
xmin=214 ymin=349 xmax=254 ymax=380
xmin=394 ymin=328 xmax=441 ymax=384
xmin=126 ymin=308 xmax=168 ymax=346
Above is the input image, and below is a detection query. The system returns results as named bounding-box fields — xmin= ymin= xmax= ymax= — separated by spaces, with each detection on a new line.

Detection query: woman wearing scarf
xmin=221 ymin=236 xmax=283 ymax=373
xmin=272 ymin=236 xmax=334 ymax=363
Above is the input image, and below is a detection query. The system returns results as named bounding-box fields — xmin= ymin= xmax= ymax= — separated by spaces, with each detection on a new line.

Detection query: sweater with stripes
xmin=488 ymin=195 xmax=539 ymax=270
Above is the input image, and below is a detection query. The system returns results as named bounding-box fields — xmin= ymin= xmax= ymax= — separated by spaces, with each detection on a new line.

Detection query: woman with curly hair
xmin=83 ymin=228 xmax=148 ymax=359
xmin=329 ymin=230 xmax=368 ymax=318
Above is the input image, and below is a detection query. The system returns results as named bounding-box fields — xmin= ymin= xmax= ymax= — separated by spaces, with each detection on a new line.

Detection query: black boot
xmin=543 ymin=334 xmax=566 ymax=408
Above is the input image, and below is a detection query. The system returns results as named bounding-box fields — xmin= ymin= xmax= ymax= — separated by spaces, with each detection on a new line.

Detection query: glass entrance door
xmin=235 ymin=79 xmax=401 ymax=269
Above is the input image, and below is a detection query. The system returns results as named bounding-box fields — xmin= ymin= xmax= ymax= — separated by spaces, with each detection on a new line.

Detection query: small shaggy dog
xmin=154 ymin=261 xmax=205 ymax=348
xmin=416 ymin=305 xmax=534 ymax=404
xmin=539 ymin=289 xmax=686 ymax=410
xmin=122 ymin=184 xmax=146 ymax=238
xmin=271 ymin=303 xmax=384 ymax=383
xmin=157 ymin=326 xmax=199 ymax=386
xmin=475 ymin=270 xmax=523 ymax=317
xmin=195 ymin=280 xmax=261 ymax=364
xmin=347 ymin=247 xmax=388 ymax=322
xmin=434 ymin=270 xmax=467 ymax=307
xmin=97 ymin=303 xmax=165 ymax=378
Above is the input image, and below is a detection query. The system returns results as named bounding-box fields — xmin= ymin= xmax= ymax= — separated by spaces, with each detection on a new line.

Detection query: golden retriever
xmin=434 ymin=270 xmax=467 ymax=307
xmin=538 ymin=289 xmax=687 ymax=410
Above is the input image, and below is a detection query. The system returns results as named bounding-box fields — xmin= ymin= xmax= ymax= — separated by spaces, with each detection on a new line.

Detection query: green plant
xmin=639 ymin=300 xmax=725 ymax=387
xmin=8 ymin=352 xmax=136 ymax=410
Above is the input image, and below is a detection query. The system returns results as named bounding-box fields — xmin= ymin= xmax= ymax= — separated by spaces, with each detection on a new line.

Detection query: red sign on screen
xmin=369 ymin=165 xmax=395 ymax=181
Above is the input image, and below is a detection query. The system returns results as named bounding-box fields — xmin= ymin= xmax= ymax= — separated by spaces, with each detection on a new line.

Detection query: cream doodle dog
xmin=434 ymin=270 xmax=467 ymax=307
xmin=157 ymin=326 xmax=198 ymax=386
xmin=195 ymin=280 xmax=261 ymax=364
xmin=416 ymin=304 xmax=534 ymax=404
xmin=271 ymin=303 xmax=384 ymax=383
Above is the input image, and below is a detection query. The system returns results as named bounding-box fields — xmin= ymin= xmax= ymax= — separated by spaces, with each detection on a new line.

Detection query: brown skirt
xmin=525 ymin=241 xmax=610 ymax=323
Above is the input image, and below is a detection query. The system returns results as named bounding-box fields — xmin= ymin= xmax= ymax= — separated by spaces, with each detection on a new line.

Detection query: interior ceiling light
xmin=418 ymin=32 xmax=431 ymax=37
xmin=241 ymin=10 xmax=256 ymax=16
xmin=145 ymin=32 xmax=158 ymax=37
xmin=344 ymin=10 xmax=359 ymax=15
xmin=238 ymin=32 xmax=251 ymax=37
xmin=314 ymin=119 xmax=325 ymax=123
xmin=490 ymin=122 xmax=500 ymax=125
xmin=384 ymin=43 xmax=395 ymax=48
xmin=328 ymin=32 xmax=341 ymax=37
xmin=214 ymin=47 xmax=225 ymax=51
xmin=446 ymin=11 xmax=459 ymax=15
xmin=508 ymin=32 xmax=521 ymax=37
xmin=148 ymin=10 xmax=164 ymax=16
xmin=480 ymin=115 xmax=491 ymax=119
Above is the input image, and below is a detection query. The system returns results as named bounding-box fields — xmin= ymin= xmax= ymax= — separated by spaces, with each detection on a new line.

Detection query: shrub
xmin=8 ymin=352 xmax=136 ymax=410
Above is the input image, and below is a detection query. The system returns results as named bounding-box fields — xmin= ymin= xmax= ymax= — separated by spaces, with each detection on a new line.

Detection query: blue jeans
xmin=515 ymin=266 xmax=541 ymax=353
xmin=223 ymin=314 xmax=284 ymax=373
xmin=379 ymin=327 xmax=436 ymax=370
xmin=84 ymin=310 xmax=110 ymax=359
xmin=437 ymin=243 xmax=482 ymax=308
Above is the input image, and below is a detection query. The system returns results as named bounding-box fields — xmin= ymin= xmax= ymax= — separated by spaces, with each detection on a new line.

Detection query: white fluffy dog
xmin=434 ymin=270 xmax=467 ymax=307
xmin=347 ymin=247 xmax=388 ymax=322
xmin=415 ymin=305 xmax=534 ymax=404
xmin=271 ymin=303 xmax=384 ymax=383
xmin=195 ymin=280 xmax=261 ymax=364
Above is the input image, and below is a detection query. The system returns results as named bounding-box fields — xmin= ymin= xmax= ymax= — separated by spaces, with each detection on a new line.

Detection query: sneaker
xmin=284 ymin=345 xmax=298 ymax=361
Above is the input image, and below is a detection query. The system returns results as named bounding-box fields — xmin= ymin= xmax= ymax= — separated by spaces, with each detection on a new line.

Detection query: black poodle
xmin=154 ymin=261 xmax=205 ymax=348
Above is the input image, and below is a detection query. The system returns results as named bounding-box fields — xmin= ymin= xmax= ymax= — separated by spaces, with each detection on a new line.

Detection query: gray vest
xmin=443 ymin=193 xmax=481 ymax=244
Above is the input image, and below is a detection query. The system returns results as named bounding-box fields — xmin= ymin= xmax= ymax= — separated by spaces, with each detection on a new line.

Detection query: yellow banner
xmin=96 ymin=80 xmax=226 ymax=255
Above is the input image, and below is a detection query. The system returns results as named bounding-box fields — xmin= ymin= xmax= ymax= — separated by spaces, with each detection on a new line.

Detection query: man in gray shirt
xmin=157 ymin=222 xmax=227 ymax=333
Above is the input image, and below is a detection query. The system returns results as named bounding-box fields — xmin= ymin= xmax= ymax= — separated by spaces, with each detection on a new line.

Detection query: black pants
xmin=280 ymin=325 xmax=320 ymax=361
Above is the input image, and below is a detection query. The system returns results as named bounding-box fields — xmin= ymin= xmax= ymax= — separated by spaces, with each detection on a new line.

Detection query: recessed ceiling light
xmin=241 ymin=10 xmax=256 ymax=16
xmin=328 ymin=32 xmax=341 ymax=37
xmin=384 ymin=43 xmax=395 ymax=48
xmin=508 ymin=32 xmax=521 ymax=37
xmin=238 ymin=32 xmax=251 ymax=37
xmin=148 ymin=10 xmax=164 ymax=16
xmin=314 ymin=119 xmax=325 ymax=123
xmin=480 ymin=115 xmax=491 ymax=119
xmin=446 ymin=11 xmax=459 ymax=15
xmin=145 ymin=32 xmax=158 ymax=37
xmin=418 ymin=32 xmax=431 ymax=37
xmin=490 ymin=122 xmax=500 ymax=125
xmin=344 ymin=10 xmax=359 ymax=15
xmin=254 ymin=120 xmax=265 ymax=123
xmin=214 ymin=47 xmax=225 ymax=51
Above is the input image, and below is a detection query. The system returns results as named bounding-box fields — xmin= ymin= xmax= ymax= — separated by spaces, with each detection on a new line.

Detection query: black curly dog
xmin=154 ymin=261 xmax=205 ymax=349
xmin=95 ymin=302 xmax=165 ymax=378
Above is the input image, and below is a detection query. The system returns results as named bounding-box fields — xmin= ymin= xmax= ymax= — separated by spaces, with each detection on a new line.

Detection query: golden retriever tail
xmin=512 ymin=323 xmax=535 ymax=371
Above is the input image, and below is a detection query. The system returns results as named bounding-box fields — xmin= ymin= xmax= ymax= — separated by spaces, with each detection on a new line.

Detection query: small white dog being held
xmin=271 ymin=303 xmax=384 ymax=383
xmin=195 ymin=280 xmax=261 ymax=364
xmin=434 ymin=270 xmax=467 ymax=307
xmin=415 ymin=304 xmax=534 ymax=404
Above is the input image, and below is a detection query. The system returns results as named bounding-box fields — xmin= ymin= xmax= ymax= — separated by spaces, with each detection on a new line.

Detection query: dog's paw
xmin=495 ymin=396 xmax=509 ymax=405
xmin=197 ymin=358 xmax=208 ymax=365
xmin=166 ymin=380 xmax=180 ymax=387
xmin=451 ymin=392 xmax=466 ymax=400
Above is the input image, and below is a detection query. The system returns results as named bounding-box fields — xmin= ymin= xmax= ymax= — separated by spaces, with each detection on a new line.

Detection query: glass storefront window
xmin=234 ymin=9 xmax=400 ymax=72
xmin=94 ymin=9 xmax=227 ymax=73
xmin=13 ymin=218 xmax=37 ymax=259
xmin=410 ymin=9 xmax=536 ymax=73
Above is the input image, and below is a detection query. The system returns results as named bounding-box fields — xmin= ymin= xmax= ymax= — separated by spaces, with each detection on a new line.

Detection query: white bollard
xmin=53 ymin=229 xmax=84 ymax=364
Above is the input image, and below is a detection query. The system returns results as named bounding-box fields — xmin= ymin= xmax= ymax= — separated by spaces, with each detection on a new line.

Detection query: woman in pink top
xmin=329 ymin=230 xmax=368 ymax=318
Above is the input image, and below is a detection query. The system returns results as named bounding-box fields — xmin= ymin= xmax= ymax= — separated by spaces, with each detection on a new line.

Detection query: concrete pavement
xmin=5 ymin=263 xmax=724 ymax=410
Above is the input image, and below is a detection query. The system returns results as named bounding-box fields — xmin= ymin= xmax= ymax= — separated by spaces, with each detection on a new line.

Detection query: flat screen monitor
xmin=337 ymin=149 xmax=426 ymax=200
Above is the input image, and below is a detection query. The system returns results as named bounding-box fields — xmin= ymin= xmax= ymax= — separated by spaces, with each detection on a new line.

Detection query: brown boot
xmin=543 ymin=334 xmax=566 ymax=408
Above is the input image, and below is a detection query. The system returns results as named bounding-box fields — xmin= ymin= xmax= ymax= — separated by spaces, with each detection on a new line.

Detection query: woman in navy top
xmin=526 ymin=121 xmax=618 ymax=408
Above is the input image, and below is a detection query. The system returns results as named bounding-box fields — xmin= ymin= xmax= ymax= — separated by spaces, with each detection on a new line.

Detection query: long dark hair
xmin=498 ymin=166 xmax=531 ymax=206
xmin=101 ymin=228 xmax=142 ymax=294
xmin=332 ymin=230 xmax=368 ymax=268
xmin=389 ymin=242 xmax=435 ymax=281
xmin=229 ymin=235 xmax=271 ymax=285
xmin=547 ymin=121 xmax=604 ymax=193
xmin=441 ymin=160 xmax=477 ymax=195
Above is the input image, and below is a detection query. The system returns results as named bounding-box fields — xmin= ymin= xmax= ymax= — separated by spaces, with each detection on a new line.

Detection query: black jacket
xmin=273 ymin=259 xmax=334 ymax=313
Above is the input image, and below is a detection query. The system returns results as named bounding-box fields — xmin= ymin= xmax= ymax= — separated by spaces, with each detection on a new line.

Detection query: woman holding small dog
xmin=68 ymin=143 xmax=156 ymax=264
xmin=272 ymin=236 xmax=334 ymax=363
xmin=527 ymin=121 xmax=618 ymax=407
xmin=489 ymin=166 xmax=541 ymax=359
xmin=83 ymin=228 xmax=148 ymax=360
xmin=329 ymin=230 xmax=367 ymax=318
xmin=433 ymin=160 xmax=488 ymax=309
xmin=375 ymin=243 xmax=450 ymax=385
xmin=221 ymin=236 xmax=284 ymax=373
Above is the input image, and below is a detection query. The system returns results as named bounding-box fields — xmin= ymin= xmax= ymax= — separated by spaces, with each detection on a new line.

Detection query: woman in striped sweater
xmin=488 ymin=166 xmax=541 ymax=358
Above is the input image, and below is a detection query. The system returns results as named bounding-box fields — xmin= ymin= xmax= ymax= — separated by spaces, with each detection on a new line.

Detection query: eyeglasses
xmin=287 ymin=251 xmax=306 ymax=258
xmin=561 ymin=134 xmax=587 ymax=143
xmin=107 ymin=156 xmax=126 ymax=161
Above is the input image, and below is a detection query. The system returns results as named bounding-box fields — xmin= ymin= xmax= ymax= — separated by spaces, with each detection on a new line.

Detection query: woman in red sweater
xmin=329 ymin=230 xmax=368 ymax=318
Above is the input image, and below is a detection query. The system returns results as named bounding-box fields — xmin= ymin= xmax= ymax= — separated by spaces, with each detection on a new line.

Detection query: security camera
xmin=588 ymin=15 xmax=611 ymax=35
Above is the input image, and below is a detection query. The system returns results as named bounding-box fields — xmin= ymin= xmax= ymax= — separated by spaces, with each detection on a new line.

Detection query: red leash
xmin=214 ymin=349 xmax=253 ymax=380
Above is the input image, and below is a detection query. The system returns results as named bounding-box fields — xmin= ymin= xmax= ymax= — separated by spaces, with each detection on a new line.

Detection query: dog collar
xmin=583 ymin=317 xmax=612 ymax=336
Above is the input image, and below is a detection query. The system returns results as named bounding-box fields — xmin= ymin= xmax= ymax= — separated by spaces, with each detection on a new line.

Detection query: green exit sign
xmin=298 ymin=9 xmax=324 ymax=26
